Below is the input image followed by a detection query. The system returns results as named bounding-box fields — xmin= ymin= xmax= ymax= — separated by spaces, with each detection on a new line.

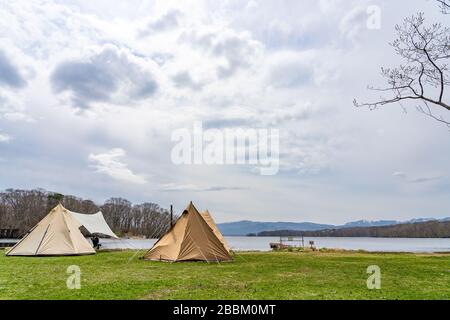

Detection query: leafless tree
xmin=354 ymin=11 xmax=449 ymax=126
xmin=0 ymin=188 xmax=172 ymax=238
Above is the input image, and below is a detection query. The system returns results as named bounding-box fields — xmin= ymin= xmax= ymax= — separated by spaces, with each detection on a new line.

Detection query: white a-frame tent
xmin=7 ymin=204 xmax=96 ymax=256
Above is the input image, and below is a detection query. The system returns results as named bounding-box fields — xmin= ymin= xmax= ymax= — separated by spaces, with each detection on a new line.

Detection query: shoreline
xmin=4 ymin=248 xmax=448 ymax=256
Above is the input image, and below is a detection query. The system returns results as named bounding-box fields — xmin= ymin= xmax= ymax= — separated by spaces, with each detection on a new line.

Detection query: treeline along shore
xmin=253 ymin=220 xmax=450 ymax=238
xmin=0 ymin=188 xmax=173 ymax=238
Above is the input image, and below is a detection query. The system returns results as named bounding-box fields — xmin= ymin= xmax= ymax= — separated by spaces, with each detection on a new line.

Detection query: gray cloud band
xmin=50 ymin=47 xmax=158 ymax=108
xmin=0 ymin=50 xmax=27 ymax=89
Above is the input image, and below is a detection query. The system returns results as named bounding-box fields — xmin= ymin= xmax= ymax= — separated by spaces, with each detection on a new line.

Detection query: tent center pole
xmin=170 ymin=205 xmax=173 ymax=228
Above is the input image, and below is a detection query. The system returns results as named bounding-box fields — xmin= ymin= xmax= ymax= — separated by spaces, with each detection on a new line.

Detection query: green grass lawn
xmin=0 ymin=249 xmax=449 ymax=300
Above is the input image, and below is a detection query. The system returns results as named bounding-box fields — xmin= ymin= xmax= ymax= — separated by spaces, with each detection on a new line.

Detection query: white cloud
xmin=139 ymin=9 xmax=181 ymax=36
xmin=88 ymin=148 xmax=147 ymax=185
xmin=0 ymin=132 xmax=11 ymax=142
xmin=181 ymin=27 xmax=264 ymax=79
xmin=160 ymin=183 xmax=245 ymax=192
xmin=339 ymin=6 xmax=368 ymax=42
xmin=171 ymin=70 xmax=204 ymax=90
xmin=393 ymin=171 xmax=407 ymax=178
xmin=265 ymin=50 xmax=315 ymax=88
xmin=0 ymin=92 xmax=35 ymax=122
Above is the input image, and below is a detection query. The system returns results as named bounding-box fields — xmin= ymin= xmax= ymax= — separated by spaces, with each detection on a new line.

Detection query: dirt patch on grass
xmin=142 ymin=288 xmax=179 ymax=299
xmin=414 ymin=253 xmax=450 ymax=257
xmin=277 ymin=266 xmax=312 ymax=278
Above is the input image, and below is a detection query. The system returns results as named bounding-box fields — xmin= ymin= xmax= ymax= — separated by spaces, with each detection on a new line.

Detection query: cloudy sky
xmin=0 ymin=0 xmax=449 ymax=224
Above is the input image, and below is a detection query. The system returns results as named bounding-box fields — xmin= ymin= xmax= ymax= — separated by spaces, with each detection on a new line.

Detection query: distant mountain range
xmin=217 ymin=218 xmax=450 ymax=236
xmin=257 ymin=220 xmax=450 ymax=238
xmin=217 ymin=221 xmax=333 ymax=236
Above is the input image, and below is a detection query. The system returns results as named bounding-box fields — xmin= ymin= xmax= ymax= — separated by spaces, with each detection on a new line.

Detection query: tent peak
xmin=186 ymin=201 xmax=198 ymax=211
xmin=52 ymin=203 xmax=66 ymax=211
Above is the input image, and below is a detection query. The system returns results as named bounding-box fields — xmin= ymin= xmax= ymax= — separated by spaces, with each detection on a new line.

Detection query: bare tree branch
xmin=417 ymin=101 xmax=450 ymax=127
xmin=437 ymin=0 xmax=450 ymax=14
xmin=354 ymin=12 xmax=450 ymax=125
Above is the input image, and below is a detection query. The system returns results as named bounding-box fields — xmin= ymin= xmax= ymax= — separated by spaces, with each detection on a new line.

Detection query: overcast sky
xmin=0 ymin=0 xmax=449 ymax=224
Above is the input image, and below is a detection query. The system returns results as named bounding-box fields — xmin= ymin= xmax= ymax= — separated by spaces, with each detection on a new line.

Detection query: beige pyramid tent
xmin=6 ymin=204 xmax=95 ymax=256
xmin=201 ymin=210 xmax=230 ymax=253
xmin=144 ymin=202 xmax=232 ymax=262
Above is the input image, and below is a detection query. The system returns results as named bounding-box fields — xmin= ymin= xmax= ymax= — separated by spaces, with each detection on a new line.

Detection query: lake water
xmin=97 ymin=236 xmax=450 ymax=253
xmin=2 ymin=237 xmax=449 ymax=253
